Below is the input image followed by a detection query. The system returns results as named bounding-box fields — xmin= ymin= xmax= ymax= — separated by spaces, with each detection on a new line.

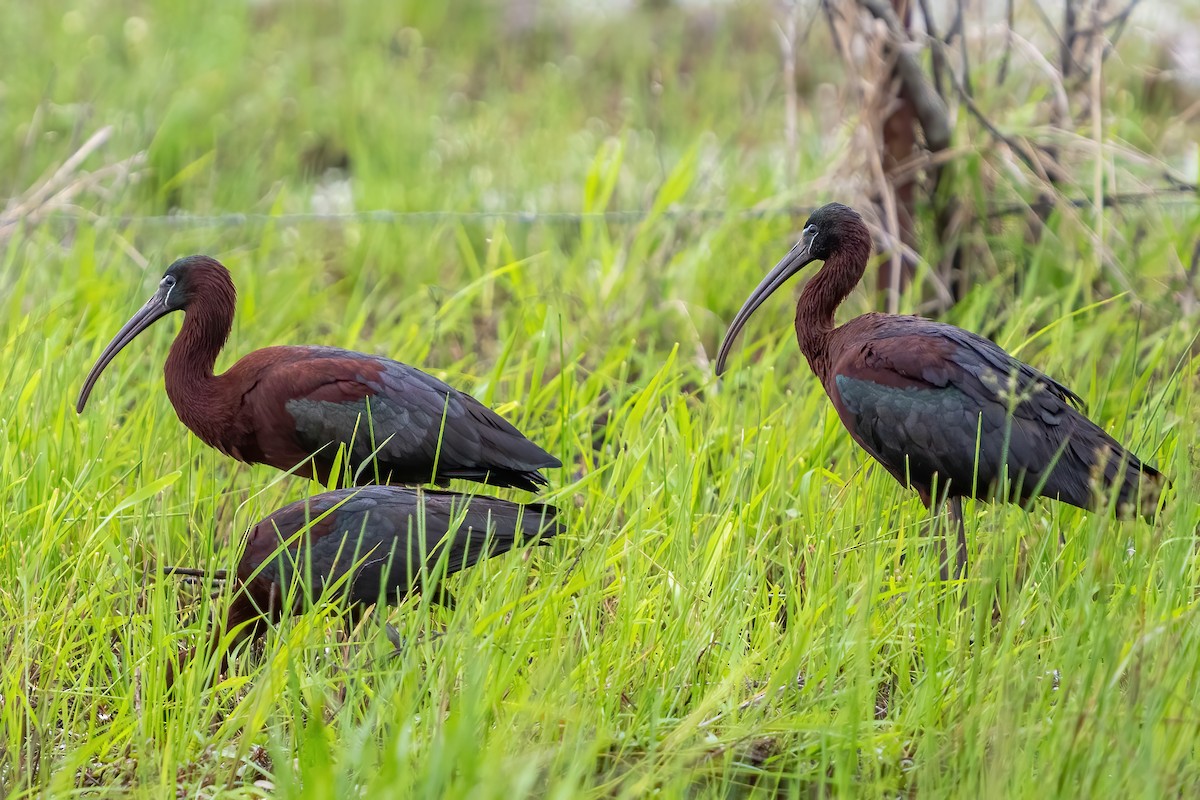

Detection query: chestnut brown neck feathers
xmin=163 ymin=259 xmax=238 ymax=442
xmin=795 ymin=213 xmax=872 ymax=376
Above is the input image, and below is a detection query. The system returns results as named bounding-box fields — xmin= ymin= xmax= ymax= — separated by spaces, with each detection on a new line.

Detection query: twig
xmin=943 ymin=0 xmax=962 ymax=43
xmin=1090 ymin=15 xmax=1106 ymax=270
xmin=161 ymin=565 xmax=229 ymax=581
xmin=856 ymin=0 xmax=952 ymax=152
xmin=775 ymin=1 xmax=802 ymax=186
xmin=949 ymin=71 xmax=1060 ymax=183
xmin=1028 ymin=0 xmax=1080 ymax=87
xmin=929 ymin=35 xmax=1069 ymax=188
xmin=1099 ymin=0 xmax=1141 ymax=64
xmin=1072 ymin=0 xmax=1141 ymax=38
xmin=997 ymin=0 xmax=1015 ymax=85
xmin=1180 ymin=237 xmax=1200 ymax=321
xmin=1062 ymin=0 xmax=1078 ymax=81
xmin=821 ymin=0 xmax=852 ymax=66
xmin=1164 ymin=171 xmax=1197 ymax=192
xmin=914 ymin=0 xmax=945 ymax=97
xmin=0 ymin=126 xmax=145 ymax=243
xmin=863 ymin=216 xmax=957 ymax=308
xmin=880 ymin=145 xmax=964 ymax=188
xmin=956 ymin=0 xmax=972 ymax=96
xmin=1188 ymin=239 xmax=1200 ymax=285
xmin=862 ymin=68 xmax=906 ymax=313
xmin=997 ymin=26 xmax=1071 ymax=124
xmin=26 ymin=127 xmax=114 ymax=210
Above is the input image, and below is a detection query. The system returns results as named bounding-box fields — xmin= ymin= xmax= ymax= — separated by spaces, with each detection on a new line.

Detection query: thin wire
xmin=29 ymin=206 xmax=819 ymax=229
xmin=8 ymin=189 xmax=1195 ymax=231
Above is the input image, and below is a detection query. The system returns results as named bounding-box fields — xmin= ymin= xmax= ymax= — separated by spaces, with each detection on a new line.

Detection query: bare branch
xmin=821 ymin=0 xmax=852 ymax=66
xmin=944 ymin=61 xmax=1064 ymax=184
xmin=1062 ymin=0 xmax=1078 ymax=81
xmin=775 ymin=1 xmax=802 ymax=186
xmin=856 ymin=0 xmax=952 ymax=152
xmin=956 ymin=0 xmax=972 ymax=96
xmin=0 ymin=126 xmax=146 ymax=244
xmin=1028 ymin=0 xmax=1079 ymax=88
xmin=998 ymin=0 xmax=1015 ymax=85
xmin=943 ymin=0 xmax=962 ymax=43
xmin=863 ymin=216 xmax=957 ymax=308
xmin=160 ymin=566 xmax=229 ymax=581
xmin=1089 ymin=22 xmax=1107 ymax=271
xmin=1098 ymin=0 xmax=1142 ymax=64
xmin=914 ymin=0 xmax=946 ymax=97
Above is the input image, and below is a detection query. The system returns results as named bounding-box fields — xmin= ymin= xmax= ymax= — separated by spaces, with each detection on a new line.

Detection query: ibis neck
xmin=795 ymin=248 xmax=867 ymax=376
xmin=164 ymin=299 xmax=234 ymax=440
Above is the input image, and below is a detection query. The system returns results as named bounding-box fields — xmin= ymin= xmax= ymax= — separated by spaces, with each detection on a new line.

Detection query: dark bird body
xmin=226 ymin=486 xmax=561 ymax=637
xmin=716 ymin=203 xmax=1166 ymax=578
xmin=76 ymin=256 xmax=560 ymax=491
xmin=169 ymin=487 xmax=561 ymax=672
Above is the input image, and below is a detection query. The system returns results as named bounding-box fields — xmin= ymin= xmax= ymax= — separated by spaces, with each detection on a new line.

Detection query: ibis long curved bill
xmin=714 ymin=232 xmax=816 ymax=375
xmin=72 ymin=255 xmax=561 ymax=491
xmin=76 ymin=285 xmax=175 ymax=413
xmin=710 ymin=201 xmax=1167 ymax=584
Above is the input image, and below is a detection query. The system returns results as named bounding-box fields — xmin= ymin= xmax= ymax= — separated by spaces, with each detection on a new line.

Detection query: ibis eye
xmin=162 ymin=275 xmax=177 ymax=289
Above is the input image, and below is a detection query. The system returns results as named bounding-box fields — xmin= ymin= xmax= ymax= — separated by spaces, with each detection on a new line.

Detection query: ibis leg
xmin=949 ymin=496 xmax=967 ymax=581
xmin=385 ymin=622 xmax=404 ymax=650
xmin=936 ymin=516 xmax=951 ymax=583
xmin=433 ymin=587 xmax=458 ymax=610
xmin=930 ymin=497 xmax=967 ymax=583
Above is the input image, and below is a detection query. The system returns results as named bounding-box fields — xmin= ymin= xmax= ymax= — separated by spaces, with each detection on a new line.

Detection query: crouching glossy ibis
xmin=715 ymin=202 xmax=1167 ymax=579
xmin=76 ymin=256 xmax=560 ymax=491
xmin=168 ymin=486 xmax=562 ymax=673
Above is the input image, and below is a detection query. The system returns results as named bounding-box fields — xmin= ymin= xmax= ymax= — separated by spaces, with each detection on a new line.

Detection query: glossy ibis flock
xmin=76 ymin=202 xmax=1168 ymax=677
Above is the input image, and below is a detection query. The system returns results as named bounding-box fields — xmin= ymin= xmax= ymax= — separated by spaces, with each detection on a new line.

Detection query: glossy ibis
xmin=715 ymin=203 xmax=1167 ymax=579
xmin=170 ymin=486 xmax=562 ymax=672
xmin=76 ymin=256 xmax=560 ymax=491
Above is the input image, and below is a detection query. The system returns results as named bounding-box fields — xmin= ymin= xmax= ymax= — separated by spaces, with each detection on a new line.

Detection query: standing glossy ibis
xmin=76 ymin=256 xmax=560 ymax=491
xmin=715 ymin=203 xmax=1167 ymax=579
xmin=168 ymin=486 xmax=562 ymax=672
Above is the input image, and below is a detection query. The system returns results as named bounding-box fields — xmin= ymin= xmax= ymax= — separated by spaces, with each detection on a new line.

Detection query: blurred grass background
xmin=1 ymin=0 xmax=1199 ymax=796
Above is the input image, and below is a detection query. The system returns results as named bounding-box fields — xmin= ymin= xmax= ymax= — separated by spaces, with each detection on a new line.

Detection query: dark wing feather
xmin=860 ymin=318 xmax=1084 ymax=408
xmin=368 ymin=357 xmax=562 ymax=486
xmin=828 ymin=319 xmax=1163 ymax=515
xmin=240 ymin=346 xmax=560 ymax=490
xmin=239 ymin=487 xmax=563 ymax=607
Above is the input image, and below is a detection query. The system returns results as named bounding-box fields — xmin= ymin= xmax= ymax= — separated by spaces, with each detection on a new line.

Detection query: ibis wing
xmin=241 ymin=487 xmax=563 ymax=604
xmin=369 ymin=358 xmax=562 ymax=480
xmin=280 ymin=366 xmax=478 ymax=475
xmin=923 ymin=321 xmax=1085 ymax=409
xmin=242 ymin=347 xmax=559 ymax=487
xmin=828 ymin=327 xmax=1099 ymax=504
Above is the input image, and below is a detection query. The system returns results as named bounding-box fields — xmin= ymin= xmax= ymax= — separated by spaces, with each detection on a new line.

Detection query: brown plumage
xmin=168 ymin=486 xmax=562 ymax=677
xmin=76 ymin=256 xmax=560 ymax=490
xmin=716 ymin=202 xmax=1167 ymax=579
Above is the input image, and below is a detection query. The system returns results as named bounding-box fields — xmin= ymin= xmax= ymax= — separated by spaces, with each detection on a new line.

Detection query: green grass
xmin=2 ymin=0 xmax=1199 ymax=796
